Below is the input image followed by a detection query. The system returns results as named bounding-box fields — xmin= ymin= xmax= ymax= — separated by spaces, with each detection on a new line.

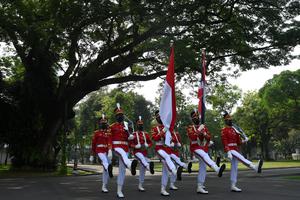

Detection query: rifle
xmin=232 ymin=123 xmax=248 ymax=140
xmin=124 ymin=115 xmax=134 ymax=135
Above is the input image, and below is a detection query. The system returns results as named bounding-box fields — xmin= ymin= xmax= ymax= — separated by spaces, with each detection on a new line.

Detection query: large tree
xmin=0 ymin=0 xmax=299 ymax=168
xmin=235 ymin=92 xmax=272 ymax=160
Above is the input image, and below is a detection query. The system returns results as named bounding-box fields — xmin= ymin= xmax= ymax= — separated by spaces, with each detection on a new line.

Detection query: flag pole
xmin=198 ymin=48 xmax=206 ymax=124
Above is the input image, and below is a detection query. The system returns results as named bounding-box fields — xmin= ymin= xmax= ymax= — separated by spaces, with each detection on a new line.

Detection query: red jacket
xmin=170 ymin=131 xmax=182 ymax=156
xmin=129 ymin=131 xmax=152 ymax=156
xmin=186 ymin=124 xmax=211 ymax=153
xmin=91 ymin=129 xmax=112 ymax=154
xmin=110 ymin=122 xmax=130 ymax=152
xmin=221 ymin=126 xmax=242 ymax=152
xmin=151 ymin=124 xmax=172 ymax=154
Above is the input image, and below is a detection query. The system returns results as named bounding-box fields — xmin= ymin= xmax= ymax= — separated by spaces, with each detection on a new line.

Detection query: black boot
xmin=218 ymin=164 xmax=226 ymax=177
xmin=187 ymin=162 xmax=193 ymax=173
xmin=177 ymin=166 xmax=183 ymax=181
xmin=131 ymin=159 xmax=138 ymax=176
xmin=149 ymin=161 xmax=155 ymax=174
xmin=108 ymin=164 xmax=113 ymax=178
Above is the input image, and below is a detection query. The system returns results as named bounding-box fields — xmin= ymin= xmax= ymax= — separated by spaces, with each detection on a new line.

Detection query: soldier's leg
xmin=170 ymin=171 xmax=177 ymax=184
xmin=138 ymin=163 xmax=146 ymax=191
xmin=231 ymin=150 xmax=262 ymax=172
xmin=197 ymin=159 xmax=208 ymax=194
xmin=115 ymin=147 xmax=138 ymax=176
xmin=157 ymin=149 xmax=176 ymax=175
xmin=139 ymin=164 xmax=146 ymax=185
xmin=194 ymin=149 xmax=226 ymax=177
xmin=98 ymin=153 xmax=109 ymax=192
xmin=135 ymin=152 xmax=150 ymax=170
xmin=198 ymin=158 xmax=206 ymax=185
xmin=116 ymin=155 xmax=126 ymax=197
xmin=230 ymin=156 xmax=241 ymax=192
xmin=114 ymin=147 xmax=132 ymax=168
xmin=98 ymin=152 xmax=109 ymax=171
xmin=161 ymin=161 xmax=170 ymax=196
xmin=170 ymin=153 xmax=187 ymax=168
xmin=169 ymin=163 xmax=178 ymax=190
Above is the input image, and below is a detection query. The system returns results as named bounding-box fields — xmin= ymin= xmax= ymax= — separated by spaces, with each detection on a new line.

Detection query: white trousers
xmin=157 ymin=149 xmax=176 ymax=187
xmin=197 ymin=158 xmax=207 ymax=184
xmin=134 ymin=152 xmax=150 ymax=184
xmin=230 ymin=150 xmax=253 ymax=184
xmin=194 ymin=148 xmax=220 ymax=184
xmin=170 ymin=153 xmax=186 ymax=168
xmin=170 ymin=164 xmax=178 ymax=184
xmin=97 ymin=152 xmax=111 ymax=185
xmin=114 ymin=147 xmax=132 ymax=186
xmin=194 ymin=149 xmax=218 ymax=171
xmin=170 ymin=153 xmax=185 ymax=185
xmin=161 ymin=160 xmax=169 ymax=187
xmin=157 ymin=149 xmax=176 ymax=172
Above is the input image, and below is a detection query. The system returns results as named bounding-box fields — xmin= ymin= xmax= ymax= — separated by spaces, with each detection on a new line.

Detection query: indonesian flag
xmin=159 ymin=44 xmax=176 ymax=147
xmin=198 ymin=48 xmax=206 ymax=124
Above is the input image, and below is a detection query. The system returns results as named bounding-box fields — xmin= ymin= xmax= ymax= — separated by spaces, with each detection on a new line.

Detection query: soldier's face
xmin=192 ymin=117 xmax=200 ymax=125
xmin=137 ymin=124 xmax=143 ymax=131
xmin=225 ymin=119 xmax=233 ymax=126
xmin=116 ymin=114 xmax=124 ymax=122
xmin=99 ymin=122 xmax=107 ymax=129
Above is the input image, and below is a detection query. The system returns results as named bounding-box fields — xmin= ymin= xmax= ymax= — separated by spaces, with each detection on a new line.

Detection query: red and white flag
xmin=159 ymin=43 xmax=176 ymax=147
xmin=198 ymin=48 xmax=206 ymax=124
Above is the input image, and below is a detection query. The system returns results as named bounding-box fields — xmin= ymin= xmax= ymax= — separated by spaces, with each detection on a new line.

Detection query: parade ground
xmin=0 ymin=167 xmax=299 ymax=200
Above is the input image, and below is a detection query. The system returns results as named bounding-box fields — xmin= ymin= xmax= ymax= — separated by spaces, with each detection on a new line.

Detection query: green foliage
xmin=75 ymin=88 xmax=153 ymax=137
xmin=235 ymin=92 xmax=272 ymax=159
xmin=207 ymin=83 xmax=242 ymax=113
xmin=259 ymin=69 xmax=300 ymax=130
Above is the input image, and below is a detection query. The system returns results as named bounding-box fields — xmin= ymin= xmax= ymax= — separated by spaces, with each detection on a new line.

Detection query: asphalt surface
xmin=0 ymin=168 xmax=299 ymax=200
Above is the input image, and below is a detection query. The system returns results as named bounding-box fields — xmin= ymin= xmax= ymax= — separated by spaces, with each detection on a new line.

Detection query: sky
xmin=132 ymin=57 xmax=300 ymax=105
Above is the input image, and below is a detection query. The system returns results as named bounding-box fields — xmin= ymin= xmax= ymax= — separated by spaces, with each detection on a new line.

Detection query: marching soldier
xmin=129 ymin=116 xmax=155 ymax=191
xmin=91 ymin=114 xmax=113 ymax=193
xmin=187 ymin=110 xmax=226 ymax=194
xmin=151 ymin=110 xmax=180 ymax=196
xmin=169 ymin=130 xmax=192 ymax=190
xmin=110 ymin=103 xmax=138 ymax=198
xmin=221 ymin=111 xmax=263 ymax=192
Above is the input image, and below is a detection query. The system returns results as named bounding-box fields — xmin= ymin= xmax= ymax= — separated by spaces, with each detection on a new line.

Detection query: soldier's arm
xmin=204 ymin=127 xmax=211 ymax=142
xmin=107 ymin=128 xmax=112 ymax=149
xmin=236 ymin=132 xmax=242 ymax=146
xmin=91 ymin=132 xmax=97 ymax=154
xmin=146 ymin=133 xmax=153 ymax=148
xmin=221 ymin=128 xmax=230 ymax=152
xmin=151 ymin=127 xmax=162 ymax=141
xmin=187 ymin=126 xmax=197 ymax=140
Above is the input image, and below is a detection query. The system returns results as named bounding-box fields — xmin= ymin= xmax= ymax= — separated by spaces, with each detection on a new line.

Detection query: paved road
xmin=0 ymin=168 xmax=299 ymax=200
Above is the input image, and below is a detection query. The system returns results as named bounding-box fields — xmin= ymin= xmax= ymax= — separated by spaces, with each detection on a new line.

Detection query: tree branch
xmin=97 ymin=70 xmax=167 ymax=88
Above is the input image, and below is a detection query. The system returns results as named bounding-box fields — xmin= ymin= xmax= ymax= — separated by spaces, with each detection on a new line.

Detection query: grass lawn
xmin=0 ymin=164 xmax=94 ymax=178
xmin=283 ymin=176 xmax=300 ymax=180
xmin=153 ymin=160 xmax=300 ymax=172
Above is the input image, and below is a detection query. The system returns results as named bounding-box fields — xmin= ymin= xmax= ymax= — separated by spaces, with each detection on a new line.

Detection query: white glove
xmin=170 ymin=142 xmax=175 ymax=147
xmin=227 ymin=151 xmax=233 ymax=160
xmin=163 ymin=127 xmax=169 ymax=133
xmin=108 ymin=149 xmax=113 ymax=160
xmin=198 ymin=124 xmax=205 ymax=132
xmin=128 ymin=134 xmax=134 ymax=140
xmin=89 ymin=155 xmax=94 ymax=162
xmin=135 ymin=144 xmax=141 ymax=149
xmin=124 ymin=121 xmax=129 ymax=131
xmin=209 ymin=141 xmax=214 ymax=147
xmin=242 ymin=137 xmax=249 ymax=143
xmin=144 ymin=143 xmax=149 ymax=148
xmin=177 ymin=143 xmax=182 ymax=147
